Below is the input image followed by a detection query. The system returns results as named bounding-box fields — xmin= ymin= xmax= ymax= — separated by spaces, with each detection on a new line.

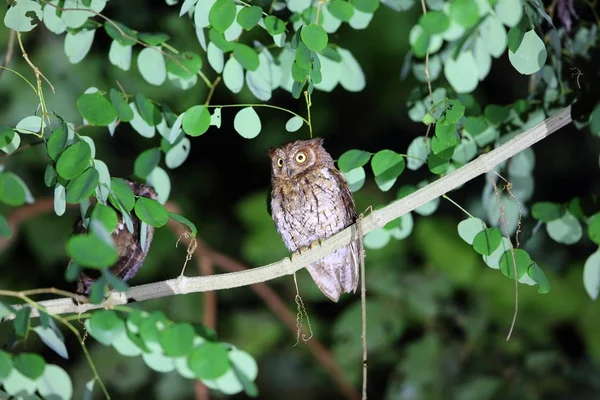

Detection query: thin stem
xmin=198 ymin=70 xmax=213 ymax=88
xmin=442 ymin=194 xmax=474 ymax=218
xmin=205 ymin=76 xmax=222 ymax=106
xmin=207 ymin=103 xmax=309 ymax=125
xmin=304 ymin=91 xmax=313 ymax=138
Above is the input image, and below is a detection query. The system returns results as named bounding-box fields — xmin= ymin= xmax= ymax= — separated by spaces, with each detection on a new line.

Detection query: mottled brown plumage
xmin=74 ymin=181 xmax=157 ymax=296
xmin=269 ymin=138 xmax=359 ymax=302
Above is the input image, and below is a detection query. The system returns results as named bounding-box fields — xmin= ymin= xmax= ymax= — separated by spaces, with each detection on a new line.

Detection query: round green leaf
xmin=285 ymin=116 xmax=304 ymax=132
xmin=237 ymin=6 xmax=262 ymax=30
xmin=588 ymin=213 xmax=600 ymax=245
xmin=0 ymin=350 xmax=13 ymax=380
xmin=160 ymin=323 xmax=195 ymax=357
xmin=484 ymin=104 xmax=510 ymax=125
xmin=47 ymin=127 xmax=68 ymax=161
xmin=457 ymin=217 xmax=487 ymax=245
xmin=66 ymin=167 xmax=99 ymax=204
xmin=139 ymin=32 xmax=170 ymax=46
xmin=233 ymin=107 xmax=261 ymax=139
xmin=371 ymin=150 xmax=405 ymax=191
xmin=91 ymin=204 xmax=119 ymax=233
xmin=499 ymin=249 xmax=531 ymax=279
xmin=450 ymin=0 xmax=479 ymax=28
xmin=419 ymin=11 xmax=450 ymax=34
xmin=89 ymin=310 xmax=125 ymax=346
xmin=182 ymin=105 xmax=211 ymax=137
xmin=0 ymin=172 xmax=26 ymax=207
xmin=495 ymin=0 xmax=523 ymax=28
xmin=300 ymin=24 xmax=328 ymax=52
xmin=528 ymin=263 xmax=550 ymax=294
xmin=0 ymin=126 xmax=15 ymax=148
xmin=472 ymin=227 xmax=503 ymax=256
xmin=328 ymin=0 xmax=354 ymax=22
xmin=232 ymin=43 xmax=259 ymax=71
xmin=37 ymin=364 xmax=73 ymax=399
xmin=67 ymin=234 xmax=118 ymax=268
xmin=188 ymin=342 xmax=230 ymax=380
xmin=104 ymin=21 xmax=137 ymax=46
xmin=135 ymin=94 xmax=161 ymax=127
xmin=264 ymin=16 xmax=286 ymax=36
xmin=167 ymin=51 xmax=203 ymax=78
xmin=343 ymin=167 xmax=366 ymax=192
xmin=134 ymin=148 xmax=161 ymax=179
xmin=109 ymin=89 xmax=134 ymax=122
xmin=223 ymin=57 xmax=244 ymax=93
xmin=56 ymin=141 xmax=92 ymax=180
xmin=13 ymin=353 xmax=45 ymax=380
xmin=508 ymin=30 xmax=547 ymax=75
xmin=137 ymin=47 xmax=167 ymax=86
xmin=350 ymin=0 xmax=379 ymax=13
xmin=444 ymin=51 xmax=479 ymax=93
xmin=165 ymin=138 xmax=191 ymax=169
xmin=531 ymin=202 xmax=564 ymax=222
xmin=134 ymin=197 xmax=169 ymax=227
xmin=4 ymin=0 xmax=43 ymax=32
xmin=583 ymin=250 xmax=600 ymax=300
xmin=109 ymin=178 xmax=135 ymax=211
xmin=338 ymin=149 xmax=371 ymax=172
xmin=546 ymin=211 xmax=582 ymax=245
xmin=77 ymin=91 xmax=116 ymax=126
xmin=209 ymin=0 xmax=236 ymax=32
xmin=33 ymin=326 xmax=68 ymax=360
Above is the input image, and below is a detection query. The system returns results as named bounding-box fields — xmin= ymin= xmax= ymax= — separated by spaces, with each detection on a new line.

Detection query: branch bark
xmin=5 ymin=106 xmax=572 ymax=317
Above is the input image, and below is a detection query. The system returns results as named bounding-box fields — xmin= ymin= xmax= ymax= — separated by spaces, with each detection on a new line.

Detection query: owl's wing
xmin=332 ymin=169 xmax=360 ymax=295
xmin=306 ymin=261 xmax=344 ymax=302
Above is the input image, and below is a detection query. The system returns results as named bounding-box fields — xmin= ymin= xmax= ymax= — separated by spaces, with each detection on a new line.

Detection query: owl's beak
xmin=286 ymin=166 xmax=294 ymax=177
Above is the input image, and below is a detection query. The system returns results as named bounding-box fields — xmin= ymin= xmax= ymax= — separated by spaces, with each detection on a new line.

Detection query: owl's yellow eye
xmin=277 ymin=158 xmax=283 ymax=168
xmin=295 ymin=152 xmax=307 ymax=163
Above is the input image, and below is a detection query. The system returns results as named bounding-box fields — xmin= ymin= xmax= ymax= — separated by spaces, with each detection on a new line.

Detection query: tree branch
xmin=3 ymin=105 xmax=572 ymax=317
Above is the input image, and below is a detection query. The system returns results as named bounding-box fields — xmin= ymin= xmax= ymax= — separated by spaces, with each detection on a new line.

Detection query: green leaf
xmin=445 ymin=99 xmax=465 ymax=124
xmin=103 ymin=270 xmax=129 ymax=292
xmin=427 ymin=152 xmax=449 ymax=174
xmin=472 ymin=228 xmax=502 ymax=256
xmin=91 ymin=204 xmax=118 ymax=233
xmin=531 ymin=202 xmax=564 ymax=222
xmin=109 ymin=178 xmax=135 ymax=211
xmin=583 ymin=250 xmax=600 ymax=300
xmin=264 ymin=16 xmax=286 ymax=35
xmin=499 ymin=249 xmax=531 ymax=279
xmin=47 ymin=127 xmax=68 ymax=161
xmin=338 ymin=150 xmax=371 ymax=172
xmin=89 ymin=278 xmax=107 ymax=304
xmin=168 ymin=212 xmax=198 ymax=236
xmin=432 ymin=122 xmax=458 ymax=156
xmin=138 ymin=32 xmax=169 ymax=46
xmin=371 ymin=150 xmax=405 ymax=191
xmin=546 ymin=211 xmax=582 ymax=245
xmin=0 ymin=126 xmax=15 ymax=148
xmin=300 ymin=24 xmax=328 ymax=52
xmin=0 ymin=214 xmax=11 ymax=238
xmin=0 ymin=350 xmax=13 ymax=380
xmin=14 ymin=307 xmax=31 ymax=337
xmin=165 ymin=138 xmax=191 ymax=169
xmin=33 ymin=326 xmax=69 ymax=359
xmin=508 ymin=30 xmax=547 ymax=75
xmin=588 ymin=213 xmax=600 ymax=245
xmin=507 ymin=24 xmax=525 ymax=53
xmin=291 ymin=61 xmax=309 ymax=82
xmin=444 ymin=52 xmax=479 ymax=93
xmin=160 ymin=323 xmax=195 ymax=357
xmin=37 ymin=364 xmax=73 ymax=399
xmin=56 ymin=141 xmax=92 ymax=180
xmin=484 ymin=104 xmax=510 ymax=125
xmin=233 ymin=107 xmax=261 ymax=139
xmin=109 ymin=89 xmax=134 ymax=122
xmin=209 ymin=0 xmax=236 ymax=32
xmin=350 ymin=0 xmax=379 ymax=13
xmin=328 ymin=0 xmax=354 ymax=22
xmin=4 ymin=0 xmax=43 ymax=32
xmin=0 ymin=172 xmax=26 ymax=207
xmin=104 ymin=21 xmax=137 ymax=46
xmin=188 ymin=342 xmax=230 ymax=379
xmin=77 ymin=92 xmax=118 ymax=126
xmin=134 ymin=148 xmax=161 ymax=179
xmin=451 ymin=0 xmax=479 ymax=28
xmin=134 ymin=197 xmax=169 ymax=227
xmin=67 ymin=235 xmax=118 ymax=268
xmin=182 ymin=105 xmax=211 ymax=137
xmin=13 ymin=353 xmax=45 ymax=380
xmin=232 ymin=43 xmax=259 ymax=71
xmin=166 ymin=51 xmax=203 ymax=78
xmin=285 ymin=116 xmax=304 ymax=132
xmin=528 ymin=263 xmax=550 ymax=294
xmin=89 ymin=310 xmax=125 ymax=346
xmin=208 ymin=28 xmax=234 ymax=52
xmin=135 ymin=94 xmax=161 ymax=126
xmin=237 ymin=6 xmax=262 ymax=30
xmin=65 ymin=167 xmax=99 ymax=204
xmin=419 ymin=11 xmax=450 ymax=34
xmin=457 ymin=217 xmax=487 ymax=245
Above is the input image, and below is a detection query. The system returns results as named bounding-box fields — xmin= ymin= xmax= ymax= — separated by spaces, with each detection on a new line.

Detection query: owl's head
xmin=269 ymin=137 xmax=333 ymax=180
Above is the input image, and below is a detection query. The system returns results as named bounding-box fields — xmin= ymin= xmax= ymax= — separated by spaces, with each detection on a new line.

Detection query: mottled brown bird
xmin=74 ymin=180 xmax=157 ymax=296
xmin=269 ymin=138 xmax=359 ymax=302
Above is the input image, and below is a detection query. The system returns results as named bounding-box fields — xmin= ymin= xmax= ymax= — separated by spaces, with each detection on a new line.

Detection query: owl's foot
xmin=290 ymin=239 xmax=323 ymax=261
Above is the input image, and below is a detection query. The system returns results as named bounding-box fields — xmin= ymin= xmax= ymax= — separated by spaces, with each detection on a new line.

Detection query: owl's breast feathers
xmin=270 ymin=167 xmax=359 ymax=301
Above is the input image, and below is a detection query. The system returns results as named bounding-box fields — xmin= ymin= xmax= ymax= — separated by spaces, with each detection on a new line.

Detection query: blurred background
xmin=1 ymin=1 xmax=600 ymax=399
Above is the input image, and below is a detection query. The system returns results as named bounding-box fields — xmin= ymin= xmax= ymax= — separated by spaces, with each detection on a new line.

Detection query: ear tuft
xmin=310 ymin=137 xmax=325 ymax=147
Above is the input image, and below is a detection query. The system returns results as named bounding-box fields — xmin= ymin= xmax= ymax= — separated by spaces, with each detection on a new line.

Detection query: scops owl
xmin=74 ymin=180 xmax=157 ymax=297
xmin=269 ymin=138 xmax=359 ymax=302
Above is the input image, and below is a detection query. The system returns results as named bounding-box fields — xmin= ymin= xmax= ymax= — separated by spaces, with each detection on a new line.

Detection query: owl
xmin=269 ymin=137 xmax=359 ymax=302
xmin=73 ymin=180 xmax=157 ymax=297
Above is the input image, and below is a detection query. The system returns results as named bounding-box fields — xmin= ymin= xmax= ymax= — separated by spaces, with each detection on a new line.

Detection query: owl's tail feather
xmin=306 ymin=260 xmax=343 ymax=302
xmin=307 ymin=242 xmax=360 ymax=302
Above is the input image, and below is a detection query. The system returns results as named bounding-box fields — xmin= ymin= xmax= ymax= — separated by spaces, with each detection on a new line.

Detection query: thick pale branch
xmin=7 ymin=106 xmax=572 ymax=318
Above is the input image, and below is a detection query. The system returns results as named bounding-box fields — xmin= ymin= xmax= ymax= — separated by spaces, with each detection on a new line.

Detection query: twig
xmin=419 ymin=0 xmax=433 ymax=105
xmin=2 ymin=106 xmax=573 ymax=318
xmin=204 ymin=76 xmax=222 ymax=106
xmin=16 ymin=32 xmax=55 ymax=93
xmin=357 ymin=214 xmax=367 ymax=400
xmin=0 ymin=29 xmax=16 ymax=81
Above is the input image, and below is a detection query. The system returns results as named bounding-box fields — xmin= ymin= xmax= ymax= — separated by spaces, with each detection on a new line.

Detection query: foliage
xmin=0 ymin=0 xmax=599 ymax=398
